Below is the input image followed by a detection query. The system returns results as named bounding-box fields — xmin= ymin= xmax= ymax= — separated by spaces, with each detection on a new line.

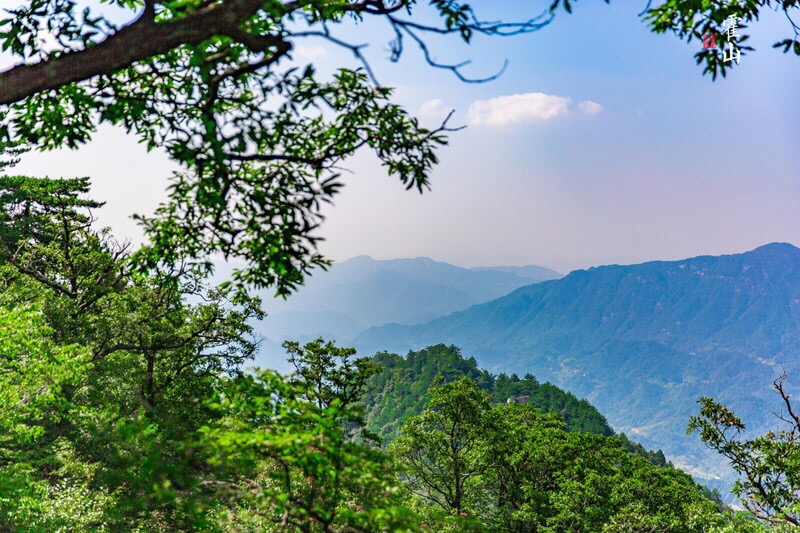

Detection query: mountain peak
xmin=339 ymin=255 xmax=440 ymax=266
xmin=340 ymin=255 xmax=375 ymax=264
xmin=737 ymin=242 xmax=800 ymax=269
xmin=748 ymin=242 xmax=800 ymax=256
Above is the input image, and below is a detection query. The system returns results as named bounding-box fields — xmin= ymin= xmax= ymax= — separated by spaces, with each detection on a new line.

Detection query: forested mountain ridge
xmin=354 ymin=243 xmax=800 ymax=489
xmin=362 ymin=344 xmax=669 ymax=467
xmin=363 ymin=344 xmax=613 ymax=438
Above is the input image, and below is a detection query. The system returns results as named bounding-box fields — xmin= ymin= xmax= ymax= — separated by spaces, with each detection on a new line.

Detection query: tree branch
xmin=0 ymin=0 xmax=276 ymax=105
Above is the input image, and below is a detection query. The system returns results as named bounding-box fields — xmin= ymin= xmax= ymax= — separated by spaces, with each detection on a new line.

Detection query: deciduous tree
xmin=688 ymin=372 xmax=800 ymax=527
xmin=198 ymin=338 xmax=413 ymax=531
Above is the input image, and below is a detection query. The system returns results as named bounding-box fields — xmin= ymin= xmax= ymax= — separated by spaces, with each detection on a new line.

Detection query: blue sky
xmin=10 ymin=1 xmax=800 ymax=273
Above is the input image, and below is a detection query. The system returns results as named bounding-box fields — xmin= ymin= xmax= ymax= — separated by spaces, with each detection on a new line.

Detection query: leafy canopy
xmin=197 ymin=338 xmax=413 ymax=531
xmin=0 ymin=0 xmax=552 ymax=295
xmin=390 ymin=375 xmax=733 ymax=532
xmin=1 ymin=0 xmax=795 ymax=297
xmin=689 ymin=372 xmax=800 ymax=527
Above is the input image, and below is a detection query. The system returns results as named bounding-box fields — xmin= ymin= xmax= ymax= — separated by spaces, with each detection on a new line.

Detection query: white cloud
xmin=293 ymin=44 xmax=329 ymax=62
xmin=578 ymin=100 xmax=604 ymax=116
xmin=466 ymin=93 xmax=571 ymax=126
xmin=418 ymin=98 xmax=452 ymax=121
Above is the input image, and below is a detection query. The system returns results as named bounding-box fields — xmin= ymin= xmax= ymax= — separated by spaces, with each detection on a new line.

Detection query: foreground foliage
xmin=0 ymin=177 xmax=258 ymax=529
xmin=390 ymin=376 xmax=734 ymax=532
xmin=0 ymin=178 xmax=781 ymax=530
xmin=197 ymin=340 xmax=413 ymax=531
xmin=0 ymin=0 xmax=795 ymax=527
xmin=689 ymin=373 xmax=800 ymax=528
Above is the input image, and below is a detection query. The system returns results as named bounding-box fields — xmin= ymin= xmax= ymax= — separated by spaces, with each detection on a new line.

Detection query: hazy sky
xmin=8 ymin=2 xmax=800 ymax=275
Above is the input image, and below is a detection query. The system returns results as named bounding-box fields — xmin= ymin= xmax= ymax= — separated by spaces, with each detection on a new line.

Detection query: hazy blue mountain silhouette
xmin=354 ymin=243 xmax=800 ymax=491
xmin=253 ymin=255 xmax=561 ymax=345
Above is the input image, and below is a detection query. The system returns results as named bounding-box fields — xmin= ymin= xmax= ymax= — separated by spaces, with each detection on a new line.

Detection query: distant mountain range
xmin=252 ymin=255 xmax=561 ymax=348
xmin=354 ymin=243 xmax=800 ymax=493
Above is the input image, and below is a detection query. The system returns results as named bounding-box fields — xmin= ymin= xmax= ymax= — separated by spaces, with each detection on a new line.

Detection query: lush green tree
xmin=0 ymin=306 xmax=98 ymax=530
xmin=285 ymin=338 xmax=381 ymax=417
xmin=389 ymin=376 xmax=491 ymax=517
xmin=198 ymin=338 xmax=415 ymax=531
xmin=391 ymin=375 xmax=736 ymax=532
xmin=688 ymin=372 xmax=800 ymax=528
xmin=0 ymin=177 xmax=265 ymax=529
xmin=478 ymin=402 xmax=567 ymax=532
xmin=541 ymin=431 xmax=726 ymax=533
xmin=0 ymin=176 xmax=261 ymax=412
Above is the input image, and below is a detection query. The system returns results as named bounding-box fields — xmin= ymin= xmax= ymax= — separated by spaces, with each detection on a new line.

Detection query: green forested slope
xmin=362 ymin=344 xmax=667 ymax=467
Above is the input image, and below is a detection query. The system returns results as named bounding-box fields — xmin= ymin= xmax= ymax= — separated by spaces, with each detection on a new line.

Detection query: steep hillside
xmin=363 ymin=344 xmax=668 ymax=467
xmin=355 ymin=243 xmax=800 ymax=490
